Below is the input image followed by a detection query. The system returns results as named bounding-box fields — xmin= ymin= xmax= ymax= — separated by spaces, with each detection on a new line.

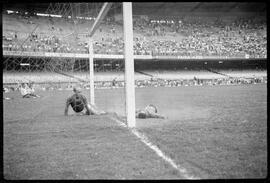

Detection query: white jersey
xmin=20 ymin=87 xmax=28 ymax=96
xmin=28 ymin=87 xmax=35 ymax=94
xmin=20 ymin=84 xmax=34 ymax=96
xmin=145 ymin=105 xmax=157 ymax=114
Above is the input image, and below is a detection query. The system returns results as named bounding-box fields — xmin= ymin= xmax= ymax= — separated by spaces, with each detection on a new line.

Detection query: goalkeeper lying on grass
xmin=136 ymin=104 xmax=165 ymax=119
xmin=65 ymin=87 xmax=106 ymax=116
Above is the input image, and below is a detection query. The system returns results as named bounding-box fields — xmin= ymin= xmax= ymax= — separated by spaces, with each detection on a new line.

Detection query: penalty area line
xmin=110 ymin=116 xmax=199 ymax=179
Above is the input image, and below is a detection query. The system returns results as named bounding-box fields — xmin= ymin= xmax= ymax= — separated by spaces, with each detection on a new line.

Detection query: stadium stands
xmin=3 ymin=12 xmax=266 ymax=58
xmin=2 ymin=6 xmax=267 ymax=90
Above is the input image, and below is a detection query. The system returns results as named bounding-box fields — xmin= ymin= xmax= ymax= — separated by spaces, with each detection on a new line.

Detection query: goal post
xmin=88 ymin=37 xmax=95 ymax=105
xmin=88 ymin=2 xmax=136 ymax=127
xmin=123 ymin=2 xmax=136 ymax=128
xmin=88 ymin=2 xmax=113 ymax=105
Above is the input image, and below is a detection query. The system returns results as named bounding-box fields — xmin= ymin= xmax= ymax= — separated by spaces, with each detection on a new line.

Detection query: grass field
xmin=3 ymin=84 xmax=267 ymax=179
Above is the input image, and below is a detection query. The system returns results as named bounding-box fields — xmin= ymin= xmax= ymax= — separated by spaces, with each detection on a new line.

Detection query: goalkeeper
xmin=65 ymin=87 xmax=106 ymax=116
xmin=136 ymin=104 xmax=165 ymax=119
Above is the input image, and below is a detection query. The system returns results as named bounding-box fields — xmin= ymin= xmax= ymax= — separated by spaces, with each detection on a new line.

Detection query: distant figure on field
xmin=19 ymin=82 xmax=40 ymax=98
xmin=3 ymin=87 xmax=11 ymax=100
xmin=136 ymin=104 xmax=165 ymax=119
xmin=3 ymin=97 xmax=11 ymax=100
xmin=112 ymin=78 xmax=117 ymax=87
xmin=65 ymin=87 xmax=106 ymax=116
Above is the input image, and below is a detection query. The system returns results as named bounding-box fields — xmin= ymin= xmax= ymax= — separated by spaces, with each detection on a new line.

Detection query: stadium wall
xmin=3 ymin=51 xmax=266 ymax=60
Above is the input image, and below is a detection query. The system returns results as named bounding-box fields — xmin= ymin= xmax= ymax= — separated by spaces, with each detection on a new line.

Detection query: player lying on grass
xmin=65 ymin=87 xmax=106 ymax=116
xmin=136 ymin=104 xmax=166 ymax=119
xmin=19 ymin=82 xmax=40 ymax=98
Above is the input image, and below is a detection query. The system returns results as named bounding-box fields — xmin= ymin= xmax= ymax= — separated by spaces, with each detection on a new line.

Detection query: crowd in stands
xmin=3 ymin=12 xmax=266 ymax=58
xmin=132 ymin=15 xmax=266 ymax=58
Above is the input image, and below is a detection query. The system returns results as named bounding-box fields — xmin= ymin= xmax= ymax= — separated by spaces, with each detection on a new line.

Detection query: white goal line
xmin=110 ymin=116 xmax=199 ymax=179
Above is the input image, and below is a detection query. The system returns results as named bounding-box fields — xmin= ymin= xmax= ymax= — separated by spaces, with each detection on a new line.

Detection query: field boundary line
xmin=110 ymin=116 xmax=199 ymax=179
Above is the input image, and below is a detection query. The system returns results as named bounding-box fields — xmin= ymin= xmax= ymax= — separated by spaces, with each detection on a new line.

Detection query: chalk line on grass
xmin=110 ymin=116 xmax=199 ymax=179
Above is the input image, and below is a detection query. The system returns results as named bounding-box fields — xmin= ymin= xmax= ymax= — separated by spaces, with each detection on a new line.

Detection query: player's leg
xmin=29 ymin=93 xmax=40 ymax=98
xmin=90 ymin=104 xmax=106 ymax=115
xmin=147 ymin=112 xmax=165 ymax=119
xmin=22 ymin=94 xmax=31 ymax=98
xmin=86 ymin=104 xmax=106 ymax=115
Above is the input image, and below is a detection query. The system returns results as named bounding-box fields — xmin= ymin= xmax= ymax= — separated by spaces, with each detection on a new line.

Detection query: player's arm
xmin=81 ymin=95 xmax=92 ymax=115
xmin=64 ymin=97 xmax=71 ymax=115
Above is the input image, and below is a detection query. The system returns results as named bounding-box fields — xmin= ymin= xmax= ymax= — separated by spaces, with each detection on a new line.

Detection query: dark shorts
xmin=72 ymin=104 xmax=84 ymax=113
xmin=137 ymin=111 xmax=147 ymax=119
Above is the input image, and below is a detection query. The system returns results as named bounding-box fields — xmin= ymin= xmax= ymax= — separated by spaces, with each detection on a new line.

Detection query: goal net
xmin=3 ymin=2 xmax=135 ymax=126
